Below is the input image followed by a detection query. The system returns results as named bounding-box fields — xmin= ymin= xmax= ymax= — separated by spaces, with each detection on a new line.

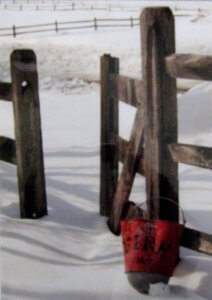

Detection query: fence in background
xmin=0 ymin=17 xmax=139 ymax=37
xmin=0 ymin=2 xmax=142 ymax=12
xmin=0 ymin=1 xmax=207 ymax=14
xmin=0 ymin=49 xmax=47 ymax=219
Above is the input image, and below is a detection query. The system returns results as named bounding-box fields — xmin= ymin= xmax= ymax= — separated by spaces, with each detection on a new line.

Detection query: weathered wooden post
xmin=94 ymin=17 xmax=97 ymax=31
xmin=12 ymin=26 xmax=16 ymax=38
xmin=55 ymin=21 xmax=58 ymax=33
xmin=140 ymin=7 xmax=179 ymax=221
xmin=130 ymin=17 xmax=134 ymax=28
xmin=100 ymin=54 xmax=119 ymax=216
xmin=11 ymin=49 xmax=47 ymax=218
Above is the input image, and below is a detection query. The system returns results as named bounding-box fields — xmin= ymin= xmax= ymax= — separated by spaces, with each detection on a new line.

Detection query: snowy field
xmin=1 ymin=1 xmax=212 ymax=299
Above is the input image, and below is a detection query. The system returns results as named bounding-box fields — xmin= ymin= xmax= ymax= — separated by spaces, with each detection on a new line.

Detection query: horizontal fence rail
xmin=166 ymin=54 xmax=212 ymax=81
xmin=169 ymin=143 xmax=212 ymax=170
xmin=0 ymin=17 xmax=139 ymax=37
xmin=182 ymin=227 xmax=212 ymax=255
xmin=118 ymin=136 xmax=145 ymax=176
xmin=0 ymin=136 xmax=16 ymax=164
xmin=109 ymin=74 xmax=143 ymax=108
xmin=0 ymin=82 xmax=12 ymax=101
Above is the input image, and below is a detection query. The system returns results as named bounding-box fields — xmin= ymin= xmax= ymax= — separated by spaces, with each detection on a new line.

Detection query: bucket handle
xmin=137 ymin=197 xmax=186 ymax=225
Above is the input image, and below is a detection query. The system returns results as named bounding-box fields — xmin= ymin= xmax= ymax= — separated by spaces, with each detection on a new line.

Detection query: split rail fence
xmin=0 ymin=1 xmax=207 ymax=15
xmin=0 ymin=17 xmax=139 ymax=38
xmin=100 ymin=7 xmax=212 ymax=256
xmin=0 ymin=3 xmax=131 ymax=11
xmin=0 ymin=49 xmax=47 ymax=218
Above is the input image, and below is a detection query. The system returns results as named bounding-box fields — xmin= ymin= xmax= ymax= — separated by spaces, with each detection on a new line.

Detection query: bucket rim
xmin=124 ymin=197 xmax=186 ymax=225
xmin=124 ymin=270 xmax=171 ymax=277
xmin=120 ymin=218 xmax=185 ymax=227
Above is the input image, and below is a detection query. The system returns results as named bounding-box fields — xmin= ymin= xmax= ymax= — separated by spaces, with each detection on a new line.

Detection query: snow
xmin=149 ymin=283 xmax=170 ymax=297
xmin=1 ymin=1 xmax=212 ymax=300
xmin=1 ymin=1 xmax=212 ymax=86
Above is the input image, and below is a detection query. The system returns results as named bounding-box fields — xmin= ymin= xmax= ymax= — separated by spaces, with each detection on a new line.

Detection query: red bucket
xmin=121 ymin=218 xmax=184 ymax=277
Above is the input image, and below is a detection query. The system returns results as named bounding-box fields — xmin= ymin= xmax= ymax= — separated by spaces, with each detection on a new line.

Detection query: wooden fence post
xmin=12 ymin=25 xmax=16 ymax=38
xmin=130 ymin=17 xmax=134 ymax=28
xmin=100 ymin=54 xmax=119 ymax=216
xmin=11 ymin=49 xmax=47 ymax=219
xmin=55 ymin=21 xmax=58 ymax=33
xmin=94 ymin=17 xmax=97 ymax=30
xmin=140 ymin=7 xmax=179 ymax=221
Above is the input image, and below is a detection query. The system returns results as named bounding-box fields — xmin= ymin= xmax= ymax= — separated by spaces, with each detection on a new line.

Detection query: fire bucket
xmin=121 ymin=198 xmax=185 ymax=294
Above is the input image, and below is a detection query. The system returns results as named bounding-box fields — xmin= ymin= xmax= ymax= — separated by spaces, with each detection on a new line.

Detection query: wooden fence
xmin=0 ymin=1 xmax=204 ymax=16
xmin=0 ymin=49 xmax=47 ymax=218
xmin=100 ymin=7 xmax=212 ymax=256
xmin=0 ymin=17 xmax=139 ymax=38
xmin=0 ymin=2 xmax=150 ymax=12
xmin=0 ymin=3 xmax=126 ymax=11
xmin=0 ymin=3 xmax=111 ymax=11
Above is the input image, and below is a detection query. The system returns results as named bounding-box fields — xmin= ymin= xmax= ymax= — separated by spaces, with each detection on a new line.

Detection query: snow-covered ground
xmin=1 ymin=1 xmax=212 ymax=299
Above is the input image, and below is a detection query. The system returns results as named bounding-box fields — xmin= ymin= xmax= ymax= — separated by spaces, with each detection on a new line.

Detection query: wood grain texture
xmin=140 ymin=7 xmax=179 ymax=221
xmin=0 ymin=82 xmax=12 ymax=101
xmin=110 ymin=74 xmax=143 ymax=107
xmin=11 ymin=49 xmax=47 ymax=219
xmin=169 ymin=143 xmax=212 ymax=169
xmin=0 ymin=136 xmax=16 ymax=164
xmin=108 ymin=106 xmax=145 ymax=234
xmin=118 ymin=136 xmax=145 ymax=176
xmin=182 ymin=227 xmax=212 ymax=255
xmin=123 ymin=200 xmax=147 ymax=220
xmin=100 ymin=54 xmax=119 ymax=216
xmin=166 ymin=54 xmax=212 ymax=81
